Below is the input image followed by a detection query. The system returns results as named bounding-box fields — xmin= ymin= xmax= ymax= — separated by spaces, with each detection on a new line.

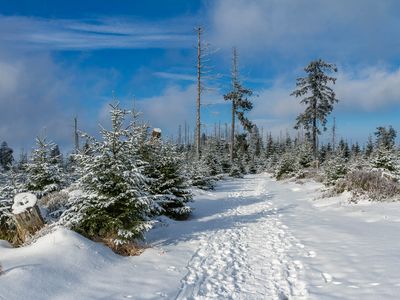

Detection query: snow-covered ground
xmin=1 ymin=173 xmax=400 ymax=299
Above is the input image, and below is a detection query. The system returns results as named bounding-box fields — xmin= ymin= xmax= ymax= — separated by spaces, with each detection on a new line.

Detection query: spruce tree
xmin=224 ymin=47 xmax=254 ymax=163
xmin=374 ymin=126 xmax=396 ymax=150
xmin=291 ymin=59 xmax=338 ymax=160
xmin=142 ymin=139 xmax=192 ymax=220
xmin=0 ymin=142 xmax=14 ymax=171
xmin=62 ymin=104 xmax=152 ymax=245
xmin=26 ymin=137 xmax=63 ymax=196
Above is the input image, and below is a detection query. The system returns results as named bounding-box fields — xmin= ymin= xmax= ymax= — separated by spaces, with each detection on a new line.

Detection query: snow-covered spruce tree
xmin=371 ymin=147 xmax=398 ymax=173
xmin=224 ymin=47 xmax=254 ymax=164
xmin=142 ymin=138 xmax=192 ymax=220
xmin=291 ymin=59 xmax=338 ymax=161
xmin=248 ymin=125 xmax=264 ymax=173
xmin=63 ymin=104 xmax=152 ymax=245
xmin=234 ymin=133 xmax=250 ymax=174
xmin=370 ymin=126 xmax=398 ymax=173
xmin=0 ymin=170 xmax=26 ymax=243
xmin=230 ymin=158 xmax=244 ymax=178
xmin=187 ymin=154 xmax=215 ymax=190
xmin=26 ymin=137 xmax=64 ymax=197
xmin=0 ymin=141 xmax=14 ymax=171
xmin=323 ymin=150 xmax=349 ymax=185
xmin=297 ymin=142 xmax=313 ymax=169
xmin=202 ymin=139 xmax=224 ymax=176
xmin=275 ymin=150 xmax=300 ymax=180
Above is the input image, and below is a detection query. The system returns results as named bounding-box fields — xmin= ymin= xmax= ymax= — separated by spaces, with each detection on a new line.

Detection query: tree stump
xmin=152 ymin=128 xmax=162 ymax=139
xmin=12 ymin=193 xmax=44 ymax=242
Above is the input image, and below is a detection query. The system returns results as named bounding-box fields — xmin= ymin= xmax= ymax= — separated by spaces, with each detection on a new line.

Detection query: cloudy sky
xmin=1 ymin=0 xmax=400 ymax=153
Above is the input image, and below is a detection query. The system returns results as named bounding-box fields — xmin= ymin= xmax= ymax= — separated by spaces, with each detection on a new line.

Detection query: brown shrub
xmin=94 ymin=236 xmax=147 ymax=256
xmin=341 ymin=169 xmax=400 ymax=201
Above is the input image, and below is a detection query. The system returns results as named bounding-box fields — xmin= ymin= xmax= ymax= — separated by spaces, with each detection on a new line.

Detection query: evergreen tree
xmin=62 ymin=104 xmax=152 ymax=245
xmin=365 ymin=135 xmax=374 ymax=157
xmin=224 ymin=47 xmax=254 ymax=163
xmin=351 ymin=142 xmax=361 ymax=157
xmin=265 ymin=133 xmax=275 ymax=158
xmin=323 ymin=150 xmax=348 ymax=185
xmin=143 ymin=139 xmax=192 ymax=220
xmin=17 ymin=149 xmax=28 ymax=171
xmin=0 ymin=169 xmax=26 ymax=242
xmin=297 ymin=142 xmax=313 ymax=168
xmin=50 ymin=144 xmax=63 ymax=165
xmin=26 ymin=137 xmax=63 ymax=196
xmin=337 ymin=139 xmax=350 ymax=159
xmin=371 ymin=147 xmax=397 ymax=172
xmin=291 ymin=59 xmax=338 ymax=160
xmin=374 ymin=126 xmax=396 ymax=150
xmin=0 ymin=142 xmax=14 ymax=171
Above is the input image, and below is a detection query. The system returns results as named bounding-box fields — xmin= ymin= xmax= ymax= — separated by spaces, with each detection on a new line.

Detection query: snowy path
xmin=175 ymin=175 xmax=307 ymax=299
xmin=2 ymin=173 xmax=400 ymax=299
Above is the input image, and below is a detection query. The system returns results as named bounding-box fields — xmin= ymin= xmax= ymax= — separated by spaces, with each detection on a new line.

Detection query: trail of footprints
xmin=176 ymin=184 xmax=309 ymax=300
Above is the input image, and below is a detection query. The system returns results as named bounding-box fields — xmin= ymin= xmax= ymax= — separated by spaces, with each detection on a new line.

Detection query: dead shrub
xmin=94 ymin=236 xmax=147 ymax=256
xmin=341 ymin=169 xmax=400 ymax=201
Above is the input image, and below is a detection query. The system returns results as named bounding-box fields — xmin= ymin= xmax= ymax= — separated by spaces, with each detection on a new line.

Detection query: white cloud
xmin=153 ymin=72 xmax=196 ymax=82
xmin=208 ymin=0 xmax=400 ymax=61
xmin=0 ymin=50 xmax=118 ymax=153
xmin=0 ymin=15 xmax=195 ymax=50
xmin=136 ymin=84 xmax=197 ymax=134
xmin=336 ymin=67 xmax=400 ymax=111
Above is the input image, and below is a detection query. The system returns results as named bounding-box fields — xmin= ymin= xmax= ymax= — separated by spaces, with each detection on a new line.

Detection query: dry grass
xmin=334 ymin=169 xmax=400 ymax=201
xmin=95 ymin=236 xmax=147 ymax=256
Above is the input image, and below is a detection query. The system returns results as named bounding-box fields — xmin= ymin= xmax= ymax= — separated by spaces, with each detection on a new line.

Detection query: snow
xmin=11 ymin=192 xmax=37 ymax=215
xmin=2 ymin=173 xmax=400 ymax=299
xmin=153 ymin=128 xmax=162 ymax=133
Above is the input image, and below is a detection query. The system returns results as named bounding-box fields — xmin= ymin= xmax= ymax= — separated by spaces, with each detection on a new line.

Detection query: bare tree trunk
xmin=196 ymin=27 xmax=202 ymax=159
xmin=230 ymin=47 xmax=239 ymax=163
xmin=332 ymin=116 xmax=336 ymax=152
xmin=178 ymin=124 xmax=182 ymax=145
xmin=312 ymin=99 xmax=317 ymax=162
xmin=230 ymin=100 xmax=235 ymax=163
xmin=74 ymin=117 xmax=79 ymax=152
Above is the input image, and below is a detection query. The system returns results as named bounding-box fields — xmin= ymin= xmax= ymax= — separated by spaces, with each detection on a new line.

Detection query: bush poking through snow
xmin=95 ymin=235 xmax=146 ymax=256
xmin=335 ymin=170 xmax=400 ymax=201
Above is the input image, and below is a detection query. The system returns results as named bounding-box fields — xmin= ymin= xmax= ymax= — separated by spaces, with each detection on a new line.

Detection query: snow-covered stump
xmin=12 ymin=193 xmax=44 ymax=242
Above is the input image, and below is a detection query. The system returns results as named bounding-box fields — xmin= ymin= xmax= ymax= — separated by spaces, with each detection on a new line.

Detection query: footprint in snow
xmin=306 ymin=250 xmax=316 ymax=258
xmin=155 ymin=291 xmax=168 ymax=297
xmin=369 ymin=282 xmax=380 ymax=286
xmin=321 ymin=272 xmax=333 ymax=283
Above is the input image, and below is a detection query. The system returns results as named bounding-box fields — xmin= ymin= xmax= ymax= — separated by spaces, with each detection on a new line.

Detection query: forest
xmin=0 ymin=50 xmax=398 ymax=255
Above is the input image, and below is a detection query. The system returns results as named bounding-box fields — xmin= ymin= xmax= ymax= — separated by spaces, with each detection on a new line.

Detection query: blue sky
xmin=1 ymin=0 xmax=400 ymax=153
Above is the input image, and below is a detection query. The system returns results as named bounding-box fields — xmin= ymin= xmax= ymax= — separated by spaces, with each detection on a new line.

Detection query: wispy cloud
xmin=0 ymin=15 xmax=195 ymax=50
xmin=153 ymin=71 xmax=196 ymax=81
